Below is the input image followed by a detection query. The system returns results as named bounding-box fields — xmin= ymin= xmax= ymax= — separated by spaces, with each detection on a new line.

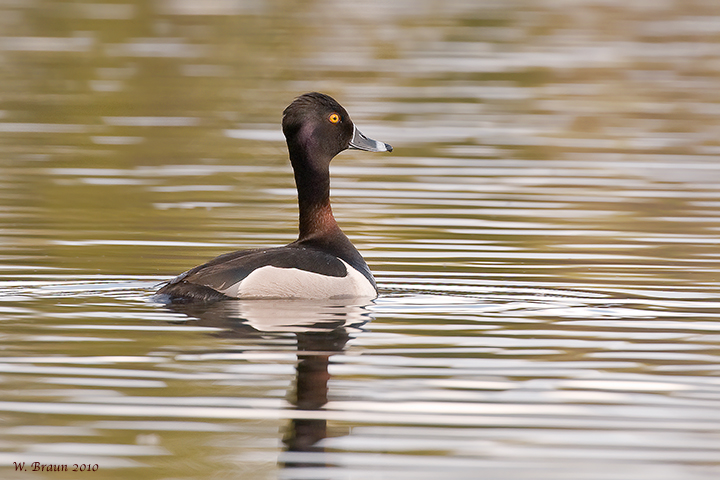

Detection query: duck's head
xmin=282 ymin=92 xmax=392 ymax=169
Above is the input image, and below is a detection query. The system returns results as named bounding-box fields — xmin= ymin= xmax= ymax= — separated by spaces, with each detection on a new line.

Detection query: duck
xmin=157 ymin=92 xmax=392 ymax=302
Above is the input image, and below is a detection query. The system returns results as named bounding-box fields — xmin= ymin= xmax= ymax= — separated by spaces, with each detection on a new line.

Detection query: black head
xmin=282 ymin=92 xmax=391 ymax=169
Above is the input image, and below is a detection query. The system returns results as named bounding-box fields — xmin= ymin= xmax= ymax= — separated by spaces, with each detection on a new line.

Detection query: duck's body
xmin=157 ymin=92 xmax=391 ymax=302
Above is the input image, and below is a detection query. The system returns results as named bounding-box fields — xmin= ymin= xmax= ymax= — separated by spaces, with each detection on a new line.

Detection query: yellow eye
xmin=328 ymin=113 xmax=340 ymax=124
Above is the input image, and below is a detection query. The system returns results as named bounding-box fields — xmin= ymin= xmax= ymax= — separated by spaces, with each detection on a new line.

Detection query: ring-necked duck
xmin=157 ymin=92 xmax=392 ymax=302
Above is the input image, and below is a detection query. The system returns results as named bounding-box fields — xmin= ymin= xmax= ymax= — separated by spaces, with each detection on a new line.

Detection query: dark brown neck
xmin=291 ymin=152 xmax=339 ymax=241
xmin=288 ymin=146 xmax=376 ymax=289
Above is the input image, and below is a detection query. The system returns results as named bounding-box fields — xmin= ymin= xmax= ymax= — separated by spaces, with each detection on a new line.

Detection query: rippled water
xmin=2 ymin=1 xmax=720 ymax=479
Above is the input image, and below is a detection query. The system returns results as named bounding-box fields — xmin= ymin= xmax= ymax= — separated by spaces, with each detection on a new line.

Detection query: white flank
xmin=219 ymin=259 xmax=377 ymax=299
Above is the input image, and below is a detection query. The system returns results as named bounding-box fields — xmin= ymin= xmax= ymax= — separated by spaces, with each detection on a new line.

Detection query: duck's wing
xmin=156 ymin=246 xmax=348 ymax=302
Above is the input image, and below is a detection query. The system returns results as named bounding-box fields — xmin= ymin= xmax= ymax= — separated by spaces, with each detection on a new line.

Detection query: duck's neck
xmin=290 ymin=152 xmax=340 ymax=241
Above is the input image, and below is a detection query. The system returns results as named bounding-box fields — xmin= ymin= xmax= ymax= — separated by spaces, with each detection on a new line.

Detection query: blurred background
xmin=1 ymin=1 xmax=720 ymax=479
xmin=2 ymin=0 xmax=720 ymax=279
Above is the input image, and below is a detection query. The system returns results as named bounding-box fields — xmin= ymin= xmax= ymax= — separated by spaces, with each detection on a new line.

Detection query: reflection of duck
xmin=166 ymin=299 xmax=371 ymax=470
xmin=167 ymin=298 xmax=372 ymax=334
xmin=282 ymin=329 xmax=351 ymax=465
xmin=157 ymin=93 xmax=392 ymax=302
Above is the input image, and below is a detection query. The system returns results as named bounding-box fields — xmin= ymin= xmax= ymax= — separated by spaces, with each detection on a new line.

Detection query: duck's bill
xmin=349 ymin=126 xmax=393 ymax=152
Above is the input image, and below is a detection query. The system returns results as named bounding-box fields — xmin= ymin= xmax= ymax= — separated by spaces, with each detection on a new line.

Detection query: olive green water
xmin=2 ymin=1 xmax=720 ymax=479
